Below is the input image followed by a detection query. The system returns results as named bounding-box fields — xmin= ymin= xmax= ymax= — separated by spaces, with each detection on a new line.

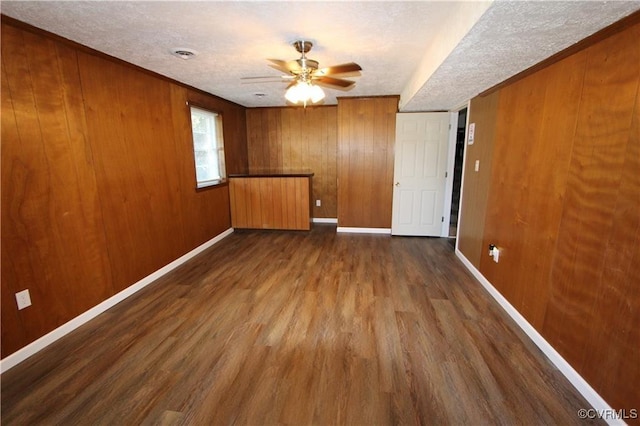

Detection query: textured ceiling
xmin=2 ymin=1 xmax=639 ymax=111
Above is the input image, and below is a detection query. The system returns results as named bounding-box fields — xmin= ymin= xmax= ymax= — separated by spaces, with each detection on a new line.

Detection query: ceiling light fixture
xmin=285 ymin=80 xmax=325 ymax=107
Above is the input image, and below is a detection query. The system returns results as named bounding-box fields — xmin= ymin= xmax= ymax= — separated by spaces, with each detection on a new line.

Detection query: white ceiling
xmin=2 ymin=1 xmax=639 ymax=111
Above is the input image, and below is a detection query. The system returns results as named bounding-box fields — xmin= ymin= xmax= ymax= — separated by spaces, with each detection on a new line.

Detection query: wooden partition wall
xmin=1 ymin=18 xmax=248 ymax=358
xmin=246 ymin=107 xmax=337 ymax=218
xmin=229 ymin=176 xmax=312 ymax=230
xmin=458 ymin=16 xmax=639 ymax=415
xmin=337 ymin=96 xmax=398 ymax=228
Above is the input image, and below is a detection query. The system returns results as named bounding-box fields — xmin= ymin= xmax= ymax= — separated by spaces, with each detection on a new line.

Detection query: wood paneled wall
xmin=1 ymin=19 xmax=247 ymax=357
xmin=337 ymin=97 xmax=398 ymax=228
xmin=457 ymin=92 xmax=498 ymax=267
xmin=458 ymin=17 xmax=639 ymax=415
xmin=246 ymin=107 xmax=337 ymax=218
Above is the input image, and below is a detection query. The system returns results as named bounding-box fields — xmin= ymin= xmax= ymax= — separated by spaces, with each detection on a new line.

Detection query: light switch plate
xmin=16 ymin=289 xmax=32 ymax=310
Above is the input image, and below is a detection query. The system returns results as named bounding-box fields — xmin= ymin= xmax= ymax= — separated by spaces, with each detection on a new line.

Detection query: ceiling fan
xmin=242 ymin=40 xmax=362 ymax=105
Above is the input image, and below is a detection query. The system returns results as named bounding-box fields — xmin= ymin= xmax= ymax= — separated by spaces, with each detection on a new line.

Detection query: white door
xmin=392 ymin=112 xmax=450 ymax=236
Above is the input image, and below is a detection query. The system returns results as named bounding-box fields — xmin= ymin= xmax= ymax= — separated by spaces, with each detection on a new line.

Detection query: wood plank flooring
xmin=1 ymin=225 xmax=600 ymax=425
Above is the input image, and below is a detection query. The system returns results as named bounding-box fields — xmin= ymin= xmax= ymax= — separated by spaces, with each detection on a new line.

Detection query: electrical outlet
xmin=488 ymin=244 xmax=500 ymax=263
xmin=16 ymin=289 xmax=32 ymax=310
xmin=492 ymin=247 xmax=500 ymax=263
xmin=316 ymin=199 xmax=321 ymax=207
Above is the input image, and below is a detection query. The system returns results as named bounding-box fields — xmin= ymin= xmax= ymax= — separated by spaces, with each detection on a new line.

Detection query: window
xmin=190 ymin=105 xmax=226 ymax=188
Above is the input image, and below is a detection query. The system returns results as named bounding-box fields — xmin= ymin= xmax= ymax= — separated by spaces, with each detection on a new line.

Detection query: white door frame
xmin=443 ymin=102 xmax=472 ymax=242
xmin=441 ymin=111 xmax=459 ymax=237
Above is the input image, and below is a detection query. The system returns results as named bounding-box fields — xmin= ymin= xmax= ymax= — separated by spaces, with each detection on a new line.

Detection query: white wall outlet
xmin=492 ymin=247 xmax=500 ymax=263
xmin=16 ymin=289 xmax=32 ymax=310
xmin=474 ymin=160 xmax=480 ymax=172
xmin=316 ymin=199 xmax=321 ymax=207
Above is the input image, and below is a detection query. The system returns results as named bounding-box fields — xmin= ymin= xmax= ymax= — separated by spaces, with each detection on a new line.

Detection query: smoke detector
xmin=170 ymin=47 xmax=198 ymax=60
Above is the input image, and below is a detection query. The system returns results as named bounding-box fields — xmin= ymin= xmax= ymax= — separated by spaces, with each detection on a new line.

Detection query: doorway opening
xmin=449 ymin=107 xmax=467 ymax=237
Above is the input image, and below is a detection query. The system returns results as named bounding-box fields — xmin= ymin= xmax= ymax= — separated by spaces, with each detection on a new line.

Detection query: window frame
xmin=188 ymin=103 xmax=227 ymax=189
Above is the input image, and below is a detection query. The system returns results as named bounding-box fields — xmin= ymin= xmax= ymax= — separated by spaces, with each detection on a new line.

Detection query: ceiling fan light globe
xmin=310 ymin=84 xmax=325 ymax=103
xmin=285 ymin=83 xmax=303 ymax=103
xmin=285 ymin=81 xmax=324 ymax=105
xmin=298 ymin=81 xmax=312 ymax=98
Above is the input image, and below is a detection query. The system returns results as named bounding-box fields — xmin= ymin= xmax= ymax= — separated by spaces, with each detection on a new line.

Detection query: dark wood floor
xmin=2 ymin=225 xmax=599 ymax=425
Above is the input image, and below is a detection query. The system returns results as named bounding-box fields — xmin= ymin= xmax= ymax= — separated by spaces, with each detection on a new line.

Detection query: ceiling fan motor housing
xmin=293 ymin=40 xmax=313 ymax=54
xmin=292 ymin=40 xmax=318 ymax=74
xmin=297 ymin=58 xmax=319 ymax=71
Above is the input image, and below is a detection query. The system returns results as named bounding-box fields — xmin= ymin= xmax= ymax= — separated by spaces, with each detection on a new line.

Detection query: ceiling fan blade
xmin=316 ymin=62 xmax=362 ymax=76
xmin=313 ymin=76 xmax=355 ymax=88
xmin=267 ymin=59 xmax=302 ymax=74
xmin=241 ymin=75 xmax=294 ymax=84
xmin=241 ymin=75 xmax=294 ymax=80
xmin=241 ymin=81 xmax=291 ymax=85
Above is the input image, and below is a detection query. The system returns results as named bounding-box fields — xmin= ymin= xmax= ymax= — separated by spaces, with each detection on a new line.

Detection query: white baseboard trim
xmin=312 ymin=218 xmax=338 ymax=224
xmin=0 ymin=228 xmax=235 ymax=374
xmin=336 ymin=227 xmax=391 ymax=234
xmin=454 ymin=248 xmax=622 ymax=426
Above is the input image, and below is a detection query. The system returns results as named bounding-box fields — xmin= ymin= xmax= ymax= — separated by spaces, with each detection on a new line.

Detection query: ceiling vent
xmin=170 ymin=47 xmax=198 ymax=60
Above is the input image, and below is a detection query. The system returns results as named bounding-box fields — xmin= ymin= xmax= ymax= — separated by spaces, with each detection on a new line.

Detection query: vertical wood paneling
xmin=543 ymin=24 xmax=640 ymax=409
xmin=249 ymin=179 xmax=262 ymax=227
xmin=1 ymin=25 xmax=115 ymax=356
xmin=268 ymin=109 xmax=282 ymax=169
xmin=481 ymin=52 xmax=586 ymax=327
xmin=1 ymin=52 xmax=26 ymax=355
xmin=260 ymin=178 xmax=274 ymax=227
xmin=457 ymin=92 xmax=499 ymax=268
xmin=465 ymin=18 xmax=640 ymax=416
xmin=581 ymin=78 xmax=639 ymax=409
xmin=78 ymin=53 xmax=187 ymax=290
xmin=1 ymin=20 xmax=245 ymax=358
xmin=229 ymin=177 xmax=311 ymax=230
xmin=246 ymin=107 xmax=337 ymax=218
xmin=337 ymin=97 xmax=398 ymax=228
